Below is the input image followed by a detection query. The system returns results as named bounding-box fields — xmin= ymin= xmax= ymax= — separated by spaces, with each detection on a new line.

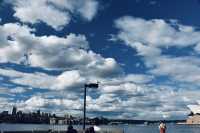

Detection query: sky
xmin=1 ymin=0 xmax=200 ymax=120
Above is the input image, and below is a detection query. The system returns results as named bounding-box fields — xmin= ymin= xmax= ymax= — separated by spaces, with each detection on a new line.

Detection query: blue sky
xmin=1 ymin=0 xmax=200 ymax=120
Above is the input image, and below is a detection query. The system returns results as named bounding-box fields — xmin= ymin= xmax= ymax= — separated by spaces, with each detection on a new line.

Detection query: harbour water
xmin=0 ymin=124 xmax=200 ymax=133
xmin=123 ymin=124 xmax=200 ymax=133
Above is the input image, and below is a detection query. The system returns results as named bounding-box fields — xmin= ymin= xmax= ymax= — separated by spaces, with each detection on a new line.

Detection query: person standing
xmin=66 ymin=125 xmax=77 ymax=133
xmin=159 ymin=122 xmax=166 ymax=133
xmin=85 ymin=127 xmax=95 ymax=133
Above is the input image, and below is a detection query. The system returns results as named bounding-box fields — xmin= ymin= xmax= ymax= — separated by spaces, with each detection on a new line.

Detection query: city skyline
xmin=0 ymin=106 xmax=183 ymax=125
xmin=1 ymin=0 xmax=200 ymax=120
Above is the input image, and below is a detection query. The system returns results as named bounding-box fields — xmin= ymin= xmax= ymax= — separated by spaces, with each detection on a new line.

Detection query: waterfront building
xmin=186 ymin=114 xmax=200 ymax=124
xmin=37 ymin=110 xmax=41 ymax=116
xmin=12 ymin=106 xmax=17 ymax=116
xmin=50 ymin=117 xmax=56 ymax=124
xmin=1 ymin=111 xmax=8 ymax=116
xmin=186 ymin=104 xmax=200 ymax=124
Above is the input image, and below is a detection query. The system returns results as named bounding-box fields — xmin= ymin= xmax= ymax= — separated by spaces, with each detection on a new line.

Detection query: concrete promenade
xmin=0 ymin=127 xmax=124 ymax=133
xmin=1 ymin=130 xmax=124 ymax=133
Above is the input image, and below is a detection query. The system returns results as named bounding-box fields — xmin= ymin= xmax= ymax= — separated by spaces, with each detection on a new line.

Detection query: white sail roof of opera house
xmin=187 ymin=104 xmax=200 ymax=114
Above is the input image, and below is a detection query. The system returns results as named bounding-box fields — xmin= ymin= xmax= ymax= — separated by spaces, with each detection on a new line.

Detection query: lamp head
xmin=85 ymin=83 xmax=99 ymax=88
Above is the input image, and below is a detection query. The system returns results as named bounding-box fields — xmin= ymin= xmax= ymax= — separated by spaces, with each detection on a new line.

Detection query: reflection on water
xmin=1 ymin=124 xmax=200 ymax=133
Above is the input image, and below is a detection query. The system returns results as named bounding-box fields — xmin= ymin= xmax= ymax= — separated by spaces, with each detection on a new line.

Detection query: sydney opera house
xmin=186 ymin=104 xmax=200 ymax=124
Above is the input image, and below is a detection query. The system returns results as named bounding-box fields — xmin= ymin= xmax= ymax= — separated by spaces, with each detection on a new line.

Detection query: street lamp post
xmin=83 ymin=83 xmax=99 ymax=131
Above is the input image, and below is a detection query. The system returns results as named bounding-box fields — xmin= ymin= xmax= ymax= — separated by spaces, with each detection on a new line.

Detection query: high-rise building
xmin=12 ymin=106 xmax=17 ymax=115
xmin=37 ymin=110 xmax=41 ymax=116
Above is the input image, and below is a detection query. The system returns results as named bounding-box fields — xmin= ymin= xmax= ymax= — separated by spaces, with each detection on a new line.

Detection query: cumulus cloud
xmin=1 ymin=64 xmax=199 ymax=119
xmin=115 ymin=16 xmax=200 ymax=48
xmin=8 ymin=0 xmax=99 ymax=30
xmin=49 ymin=0 xmax=99 ymax=20
xmin=0 ymin=18 xmax=126 ymax=119
xmin=149 ymin=1 xmax=157 ymax=5
xmin=1 ymin=9 xmax=200 ymax=119
xmin=106 ymin=16 xmax=200 ymax=119
xmin=0 ymin=64 xmax=164 ymax=119
xmin=54 ymin=70 xmax=85 ymax=90
xmin=85 ymin=84 xmax=200 ymax=120
xmin=149 ymin=56 xmax=200 ymax=85
xmin=0 ymin=97 xmax=15 ymax=112
xmin=0 ymin=87 xmax=10 ymax=95
xmin=10 ymin=87 xmax=30 ymax=94
xmin=10 ymin=83 xmax=192 ymax=120
xmin=0 ymin=68 xmax=85 ymax=90
xmin=114 ymin=16 xmax=200 ymax=86
xmin=123 ymin=74 xmax=154 ymax=84
xmin=16 ymin=95 xmax=82 ymax=113
xmin=0 ymin=23 xmax=88 ymax=68
xmin=0 ymin=86 xmax=30 ymax=95
xmin=0 ymin=1 xmax=132 ymax=119
xmin=0 ymin=22 xmax=121 ymax=78
xmin=0 ymin=66 xmax=149 ymax=92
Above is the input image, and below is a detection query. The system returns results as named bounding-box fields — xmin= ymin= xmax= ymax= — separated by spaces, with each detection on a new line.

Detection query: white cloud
xmin=9 ymin=0 xmax=99 ymax=30
xmin=10 ymin=87 xmax=29 ymax=94
xmin=0 ymin=68 xmax=86 ymax=90
xmin=124 ymin=74 xmax=154 ymax=84
xmin=0 ymin=87 xmax=10 ymax=95
xmin=0 ymin=23 xmax=88 ymax=67
xmin=0 ymin=65 xmax=198 ymax=119
xmin=187 ymin=105 xmax=200 ymax=114
xmin=0 ymin=66 xmax=175 ymax=119
xmin=1 ymin=13 xmax=200 ymax=119
xmin=0 ymin=97 xmax=15 ymax=112
xmin=0 ymin=86 xmax=30 ymax=94
xmin=49 ymin=0 xmax=99 ymax=21
xmin=0 ymin=68 xmax=55 ymax=89
xmin=115 ymin=16 xmax=200 ymax=48
xmin=0 ymin=23 xmax=121 ymax=78
xmin=194 ymin=42 xmax=200 ymax=53
xmin=149 ymin=1 xmax=157 ymax=5
xmin=17 ymin=95 xmax=82 ymax=112
xmin=84 ymin=58 xmax=122 ymax=78
xmin=149 ymin=56 xmax=200 ymax=85
xmin=54 ymin=70 xmax=85 ymax=89
xmin=105 ymin=16 xmax=200 ymax=119
xmin=114 ymin=16 xmax=200 ymax=85
xmin=0 ymin=22 xmax=123 ymax=121
xmin=97 ymin=73 xmax=153 ymax=88
xmin=100 ymin=83 xmax=141 ymax=94
xmin=86 ymin=84 xmax=200 ymax=120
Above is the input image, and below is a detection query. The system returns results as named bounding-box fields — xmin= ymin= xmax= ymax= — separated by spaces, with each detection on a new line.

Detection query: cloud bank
xmin=7 ymin=0 xmax=99 ymax=30
xmin=1 ymin=0 xmax=200 ymax=120
xmin=114 ymin=16 xmax=200 ymax=86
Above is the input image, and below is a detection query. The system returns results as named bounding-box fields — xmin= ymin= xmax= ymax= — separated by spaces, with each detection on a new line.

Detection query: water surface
xmin=0 ymin=124 xmax=200 ymax=133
